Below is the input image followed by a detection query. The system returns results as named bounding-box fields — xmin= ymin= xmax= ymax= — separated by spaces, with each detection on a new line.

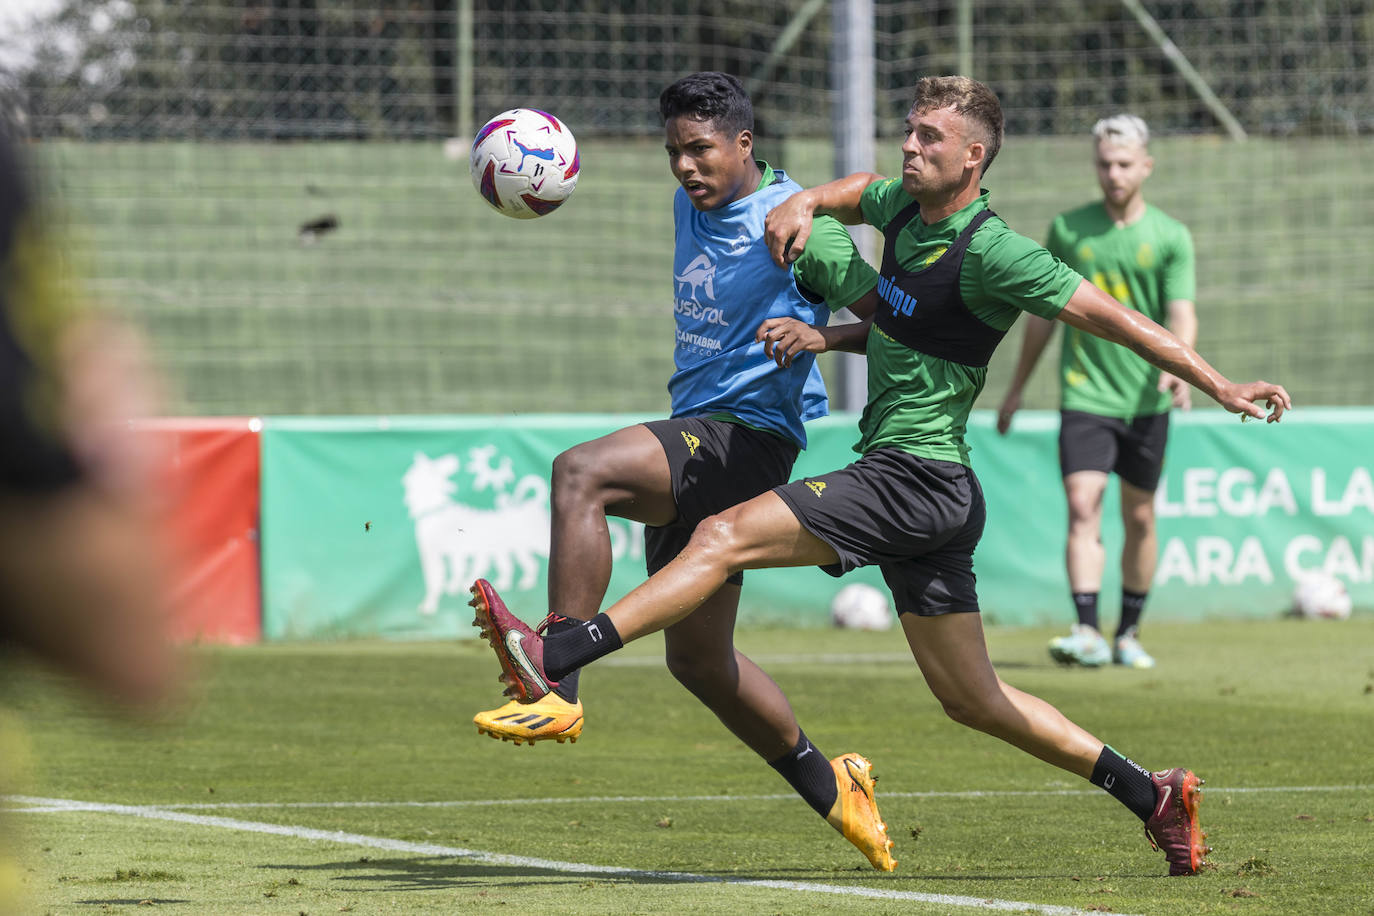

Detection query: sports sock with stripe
xmin=1089 ymin=745 xmax=1156 ymax=822
xmin=542 ymin=612 xmax=621 ymax=682
xmin=768 ymin=730 xmax=838 ymax=817
xmin=1118 ymin=589 xmax=1148 ymax=639
xmin=541 ymin=615 xmax=582 ymax=702
xmin=1072 ymin=591 xmax=1101 ymax=631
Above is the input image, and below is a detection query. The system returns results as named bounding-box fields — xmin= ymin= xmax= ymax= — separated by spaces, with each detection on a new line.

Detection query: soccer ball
xmin=829 ymin=583 xmax=894 ymax=631
xmin=469 ymin=108 xmax=580 ymax=219
xmin=1290 ymin=572 xmax=1353 ymax=620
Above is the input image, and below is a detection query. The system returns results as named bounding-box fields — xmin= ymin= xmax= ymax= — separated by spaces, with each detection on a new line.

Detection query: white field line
xmin=6 ymin=794 xmax=1136 ymax=916
xmin=5 ymin=782 xmax=1367 ymax=813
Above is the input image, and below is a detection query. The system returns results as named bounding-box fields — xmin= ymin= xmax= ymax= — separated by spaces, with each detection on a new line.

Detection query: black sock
xmin=1071 ymin=591 xmax=1100 ymax=631
xmin=768 ymin=730 xmax=838 ymax=818
xmin=1089 ymin=745 xmax=1156 ymax=822
xmin=542 ymin=613 xmax=622 ymax=683
xmin=1118 ymin=590 xmax=1148 ymax=639
xmin=541 ymin=615 xmax=582 ymax=703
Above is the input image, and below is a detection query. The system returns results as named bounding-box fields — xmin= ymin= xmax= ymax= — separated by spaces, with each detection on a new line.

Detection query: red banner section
xmin=140 ymin=418 xmax=262 ymax=644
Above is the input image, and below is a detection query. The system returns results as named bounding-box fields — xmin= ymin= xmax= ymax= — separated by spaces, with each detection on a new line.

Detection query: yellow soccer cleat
xmin=826 ymin=752 xmax=897 ymax=871
xmin=473 ymin=693 xmax=584 ymax=746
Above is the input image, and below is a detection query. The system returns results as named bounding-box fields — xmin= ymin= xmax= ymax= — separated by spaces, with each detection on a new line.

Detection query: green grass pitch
xmin=3 ymin=617 xmax=1372 ymax=914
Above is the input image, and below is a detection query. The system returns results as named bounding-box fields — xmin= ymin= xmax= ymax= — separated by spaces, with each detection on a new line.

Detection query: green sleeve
xmin=1162 ymin=221 xmax=1196 ymax=304
xmin=968 ymin=226 xmax=1080 ymax=323
xmin=859 ymin=177 xmax=908 ymax=231
xmin=1044 ymin=215 xmax=1070 ymax=260
xmin=791 ymin=214 xmax=878 ymax=312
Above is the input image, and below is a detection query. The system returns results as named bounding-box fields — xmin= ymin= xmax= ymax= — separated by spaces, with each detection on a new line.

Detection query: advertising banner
xmin=260 ymin=410 xmax=1371 ymax=639
xmin=970 ymin=408 xmax=1374 ymax=623
xmin=141 ymin=417 xmax=263 ymax=644
xmin=259 ymin=415 xmax=889 ymax=640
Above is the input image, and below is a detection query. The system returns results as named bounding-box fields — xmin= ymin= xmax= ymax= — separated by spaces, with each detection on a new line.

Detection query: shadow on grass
xmin=256 ymin=856 xmax=1154 ymax=891
xmin=256 ymin=856 xmax=923 ymax=892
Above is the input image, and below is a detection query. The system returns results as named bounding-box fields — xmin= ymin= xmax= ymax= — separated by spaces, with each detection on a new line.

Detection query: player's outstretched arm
xmin=1156 ymin=298 xmax=1198 ymax=410
xmin=765 ymin=172 xmax=884 ymax=267
xmin=996 ymin=313 xmax=1056 ymax=434
xmin=1057 ymin=279 xmax=1291 ymax=422
xmin=757 ymin=289 xmax=878 ymax=367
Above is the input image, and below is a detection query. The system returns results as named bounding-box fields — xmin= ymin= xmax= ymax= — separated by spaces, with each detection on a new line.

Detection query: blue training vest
xmin=667 ymin=169 xmax=830 ymax=448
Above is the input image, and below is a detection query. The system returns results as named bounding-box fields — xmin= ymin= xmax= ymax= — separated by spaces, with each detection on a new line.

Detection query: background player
xmin=996 ymin=114 xmax=1196 ymax=669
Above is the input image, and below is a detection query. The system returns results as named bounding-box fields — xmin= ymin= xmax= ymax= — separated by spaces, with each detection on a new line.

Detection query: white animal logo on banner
xmin=402 ymin=448 xmax=551 ymax=615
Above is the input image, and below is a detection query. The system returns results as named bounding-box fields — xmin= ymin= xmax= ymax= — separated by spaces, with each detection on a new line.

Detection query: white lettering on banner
xmin=1233 ymin=537 xmax=1276 ymax=584
xmin=1159 ymin=534 xmax=1374 ymax=587
xmin=1284 ymin=534 xmax=1374 ymax=581
xmin=607 ymin=519 xmax=645 ymax=562
xmin=1156 ymin=467 xmax=1297 ymax=518
xmin=1156 ymin=535 xmax=1273 ymax=586
xmin=1312 ymin=467 xmax=1374 ymax=516
xmin=1185 ymin=469 xmax=1217 ymax=517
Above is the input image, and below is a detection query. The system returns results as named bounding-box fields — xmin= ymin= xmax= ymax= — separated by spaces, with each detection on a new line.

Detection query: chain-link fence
xmin=3 ymin=1 xmax=1371 ymax=415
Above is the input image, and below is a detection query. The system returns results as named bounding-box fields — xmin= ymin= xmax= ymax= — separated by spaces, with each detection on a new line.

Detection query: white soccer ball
xmin=1291 ymin=572 xmax=1353 ymax=620
xmin=829 ymin=583 xmax=894 ymax=631
xmin=469 ymin=108 xmax=580 ymax=219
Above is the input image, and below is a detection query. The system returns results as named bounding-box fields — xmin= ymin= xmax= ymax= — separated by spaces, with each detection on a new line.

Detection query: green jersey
xmin=1046 ymin=201 xmax=1195 ymax=418
xmin=858 ymin=179 xmax=1081 ymax=465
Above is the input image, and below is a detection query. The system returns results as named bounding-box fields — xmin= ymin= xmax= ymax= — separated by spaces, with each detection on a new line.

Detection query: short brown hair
xmin=911 ymin=76 xmax=1004 ymax=175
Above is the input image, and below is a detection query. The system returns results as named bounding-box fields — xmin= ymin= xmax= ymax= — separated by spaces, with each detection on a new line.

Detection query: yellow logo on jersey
xmin=1066 ymin=331 xmax=1089 ymax=387
xmin=923 ymin=245 xmax=948 ymax=267
xmin=1091 ymin=270 xmax=1131 ymax=306
xmin=681 ymin=432 xmax=700 ymax=456
xmin=1136 ymin=243 xmax=1155 ymax=269
xmin=805 ymin=480 xmax=827 ymax=497
xmin=1078 ymin=243 xmax=1094 ymax=262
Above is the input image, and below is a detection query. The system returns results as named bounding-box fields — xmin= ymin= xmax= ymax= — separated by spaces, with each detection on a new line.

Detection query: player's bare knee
xmin=931 ymin=689 xmax=998 ymax=731
xmin=1122 ymin=504 xmax=1155 ymax=540
xmin=686 ymin=513 xmax=748 ymax=572
xmin=1066 ymin=500 xmax=1101 ymax=530
xmin=551 ymin=444 xmax=606 ymax=501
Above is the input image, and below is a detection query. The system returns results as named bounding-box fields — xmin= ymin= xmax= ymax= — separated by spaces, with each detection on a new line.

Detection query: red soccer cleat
xmin=1145 ymin=768 xmax=1210 ymax=876
xmin=469 ymin=579 xmax=559 ymax=702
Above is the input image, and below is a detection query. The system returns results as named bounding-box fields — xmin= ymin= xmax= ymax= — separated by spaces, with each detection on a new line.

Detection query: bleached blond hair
xmin=1091 ymin=114 xmax=1150 ymax=148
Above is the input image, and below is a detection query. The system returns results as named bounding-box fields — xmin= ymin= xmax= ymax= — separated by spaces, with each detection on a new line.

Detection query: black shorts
xmin=772 ymin=447 xmax=985 ymax=617
xmin=1059 ymin=409 xmax=1170 ymax=492
xmin=642 ymin=416 xmax=799 ymax=585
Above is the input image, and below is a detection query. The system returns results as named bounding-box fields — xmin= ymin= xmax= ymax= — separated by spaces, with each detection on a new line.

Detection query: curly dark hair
xmin=659 ymin=71 xmax=753 ymax=138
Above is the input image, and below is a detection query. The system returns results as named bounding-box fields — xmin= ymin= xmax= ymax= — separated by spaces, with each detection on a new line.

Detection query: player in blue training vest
xmin=666 ymin=163 xmax=831 ymax=446
xmin=470 ymin=72 xmax=897 ymax=871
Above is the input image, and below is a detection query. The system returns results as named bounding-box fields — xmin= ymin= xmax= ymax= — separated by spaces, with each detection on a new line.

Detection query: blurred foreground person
xmin=0 ymin=130 xmax=181 ymax=909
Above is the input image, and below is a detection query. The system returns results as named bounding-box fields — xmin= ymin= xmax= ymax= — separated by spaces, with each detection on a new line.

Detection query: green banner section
xmin=261 ymin=410 xmax=1371 ymax=640
xmin=967 ymin=408 xmax=1374 ymax=624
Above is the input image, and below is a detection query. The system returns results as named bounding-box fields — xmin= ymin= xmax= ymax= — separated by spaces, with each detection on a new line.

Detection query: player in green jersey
xmin=996 ymin=115 xmax=1196 ymax=669
xmin=470 ymin=76 xmax=1290 ymax=876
